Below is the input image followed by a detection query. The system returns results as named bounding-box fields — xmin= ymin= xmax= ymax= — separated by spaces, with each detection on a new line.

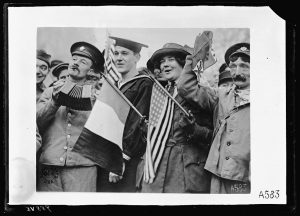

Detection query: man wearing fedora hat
xmin=137 ymin=43 xmax=214 ymax=193
xmin=36 ymin=49 xmax=51 ymax=103
xmin=97 ymin=36 xmax=153 ymax=192
xmin=178 ymin=42 xmax=251 ymax=193
xmin=36 ymin=41 xmax=105 ymax=192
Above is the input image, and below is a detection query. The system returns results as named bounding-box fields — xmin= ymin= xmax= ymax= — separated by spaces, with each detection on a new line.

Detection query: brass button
xmin=63 ymin=146 xmax=68 ymax=150
xmin=67 ymin=135 xmax=71 ymax=138
xmin=59 ymin=157 xmax=64 ymax=162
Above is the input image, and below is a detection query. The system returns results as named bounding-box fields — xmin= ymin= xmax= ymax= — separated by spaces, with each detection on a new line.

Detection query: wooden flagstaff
xmin=102 ymin=74 xmax=144 ymax=119
xmin=148 ymin=76 xmax=191 ymax=118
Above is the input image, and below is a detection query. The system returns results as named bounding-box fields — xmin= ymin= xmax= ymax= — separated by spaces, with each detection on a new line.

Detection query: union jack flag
xmin=104 ymin=32 xmax=122 ymax=84
xmin=144 ymin=82 xmax=175 ymax=184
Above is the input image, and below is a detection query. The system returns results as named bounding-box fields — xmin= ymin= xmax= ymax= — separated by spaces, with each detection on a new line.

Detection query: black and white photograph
xmin=6 ymin=6 xmax=287 ymax=207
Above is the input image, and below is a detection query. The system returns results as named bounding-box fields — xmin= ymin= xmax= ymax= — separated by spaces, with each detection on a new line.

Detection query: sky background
xmin=37 ymin=27 xmax=249 ymax=81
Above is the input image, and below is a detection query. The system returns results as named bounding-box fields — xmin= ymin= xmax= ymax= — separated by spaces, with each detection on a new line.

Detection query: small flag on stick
xmin=143 ymin=82 xmax=175 ymax=183
xmin=72 ymin=76 xmax=130 ymax=175
xmin=104 ymin=31 xmax=122 ymax=84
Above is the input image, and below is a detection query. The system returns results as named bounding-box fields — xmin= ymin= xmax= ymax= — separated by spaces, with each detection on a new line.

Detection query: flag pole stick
xmin=148 ymin=76 xmax=191 ymax=117
xmin=102 ymin=74 xmax=144 ymax=119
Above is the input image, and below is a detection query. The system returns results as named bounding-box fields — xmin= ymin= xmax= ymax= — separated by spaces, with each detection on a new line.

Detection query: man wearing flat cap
xmin=36 ymin=41 xmax=105 ymax=192
xmin=178 ymin=42 xmax=251 ymax=193
xmin=218 ymin=62 xmax=233 ymax=88
xmin=49 ymin=63 xmax=69 ymax=87
xmin=97 ymin=36 xmax=153 ymax=192
xmin=42 ymin=59 xmax=64 ymax=87
xmin=36 ymin=49 xmax=51 ymax=103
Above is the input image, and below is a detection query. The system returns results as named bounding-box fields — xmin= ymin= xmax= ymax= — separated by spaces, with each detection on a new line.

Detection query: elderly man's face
xmin=36 ymin=59 xmax=49 ymax=85
xmin=68 ymin=54 xmax=93 ymax=82
xmin=229 ymin=56 xmax=250 ymax=89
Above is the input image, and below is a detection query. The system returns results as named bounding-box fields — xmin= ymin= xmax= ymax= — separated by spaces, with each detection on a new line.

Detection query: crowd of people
xmin=36 ymin=34 xmax=250 ymax=194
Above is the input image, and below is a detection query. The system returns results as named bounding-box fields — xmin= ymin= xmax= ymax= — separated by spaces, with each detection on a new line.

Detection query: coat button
xmin=227 ymin=142 xmax=231 ymax=146
xmin=225 ymin=157 xmax=230 ymax=160
xmin=63 ymin=146 xmax=68 ymax=150
xmin=59 ymin=157 xmax=64 ymax=162
xmin=68 ymin=123 xmax=71 ymax=127
xmin=67 ymin=135 xmax=71 ymax=138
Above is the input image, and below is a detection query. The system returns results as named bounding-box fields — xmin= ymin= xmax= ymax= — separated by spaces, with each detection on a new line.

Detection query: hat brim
xmin=224 ymin=42 xmax=250 ymax=65
xmin=218 ymin=77 xmax=234 ymax=86
xmin=151 ymin=48 xmax=190 ymax=65
xmin=52 ymin=63 xmax=69 ymax=78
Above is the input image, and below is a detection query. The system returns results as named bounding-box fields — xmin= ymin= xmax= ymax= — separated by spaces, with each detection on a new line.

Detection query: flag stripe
xmin=152 ymin=98 xmax=173 ymax=165
xmin=150 ymin=98 xmax=168 ymax=155
xmin=151 ymin=97 xmax=170 ymax=157
xmin=73 ymin=128 xmax=123 ymax=175
xmin=104 ymin=33 xmax=122 ymax=83
xmin=84 ymin=99 xmax=125 ymax=149
xmin=144 ymin=82 xmax=175 ymax=183
xmin=154 ymin=101 xmax=174 ymax=169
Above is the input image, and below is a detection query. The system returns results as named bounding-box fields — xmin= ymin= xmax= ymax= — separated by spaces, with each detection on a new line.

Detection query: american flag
xmin=104 ymin=32 xmax=122 ymax=84
xmin=143 ymin=82 xmax=175 ymax=183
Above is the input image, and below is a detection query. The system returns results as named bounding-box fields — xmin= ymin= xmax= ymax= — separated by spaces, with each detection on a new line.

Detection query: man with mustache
xmin=36 ymin=42 xmax=104 ymax=192
xmin=36 ymin=49 xmax=51 ymax=103
xmin=178 ymin=42 xmax=250 ymax=193
xmin=97 ymin=36 xmax=152 ymax=192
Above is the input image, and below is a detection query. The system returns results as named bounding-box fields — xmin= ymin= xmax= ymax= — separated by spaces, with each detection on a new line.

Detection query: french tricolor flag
xmin=72 ymin=77 xmax=130 ymax=175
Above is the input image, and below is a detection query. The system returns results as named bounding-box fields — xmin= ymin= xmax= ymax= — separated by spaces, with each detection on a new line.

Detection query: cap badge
xmin=240 ymin=47 xmax=248 ymax=52
xmin=79 ymin=46 xmax=85 ymax=51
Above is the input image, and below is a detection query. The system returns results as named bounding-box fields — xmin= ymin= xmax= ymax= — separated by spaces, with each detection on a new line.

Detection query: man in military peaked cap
xmin=36 ymin=41 xmax=105 ymax=192
xmin=36 ymin=49 xmax=51 ymax=103
xmin=178 ymin=42 xmax=251 ymax=193
xmin=97 ymin=36 xmax=153 ymax=192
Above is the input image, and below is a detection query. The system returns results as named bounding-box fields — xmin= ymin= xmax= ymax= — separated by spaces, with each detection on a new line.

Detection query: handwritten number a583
xmin=259 ymin=190 xmax=280 ymax=199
